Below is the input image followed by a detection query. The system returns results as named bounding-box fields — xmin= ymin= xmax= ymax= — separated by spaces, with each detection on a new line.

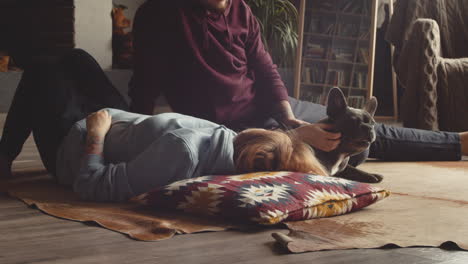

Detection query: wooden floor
xmin=1 ymin=113 xmax=468 ymax=264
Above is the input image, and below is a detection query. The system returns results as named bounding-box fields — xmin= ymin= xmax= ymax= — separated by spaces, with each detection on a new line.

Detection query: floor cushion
xmin=137 ymin=171 xmax=390 ymax=225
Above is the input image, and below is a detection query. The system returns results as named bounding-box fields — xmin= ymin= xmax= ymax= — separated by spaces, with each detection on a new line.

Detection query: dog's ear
xmin=326 ymin=87 xmax=348 ymax=117
xmin=364 ymin=96 xmax=378 ymax=117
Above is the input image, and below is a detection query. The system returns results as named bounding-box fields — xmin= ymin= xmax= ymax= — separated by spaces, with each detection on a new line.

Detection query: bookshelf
xmin=294 ymin=0 xmax=378 ymax=109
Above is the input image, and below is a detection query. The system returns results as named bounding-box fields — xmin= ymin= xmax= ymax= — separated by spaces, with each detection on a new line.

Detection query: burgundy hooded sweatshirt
xmin=129 ymin=0 xmax=289 ymax=127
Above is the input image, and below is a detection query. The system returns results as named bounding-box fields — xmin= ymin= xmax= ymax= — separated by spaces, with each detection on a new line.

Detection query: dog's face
xmin=326 ymin=88 xmax=378 ymax=155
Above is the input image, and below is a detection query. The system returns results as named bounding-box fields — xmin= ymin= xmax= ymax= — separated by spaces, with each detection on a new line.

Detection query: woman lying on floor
xmin=0 ymin=49 xmax=467 ymax=202
xmin=61 ymin=108 xmax=328 ymax=202
xmin=0 ymin=49 xmax=328 ymax=201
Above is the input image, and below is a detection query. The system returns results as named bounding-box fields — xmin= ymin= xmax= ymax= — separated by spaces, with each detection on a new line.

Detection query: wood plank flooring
xmin=1 ymin=113 xmax=468 ymax=264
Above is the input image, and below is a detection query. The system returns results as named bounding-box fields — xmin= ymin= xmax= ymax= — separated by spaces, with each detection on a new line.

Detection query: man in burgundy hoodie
xmin=129 ymin=0 xmax=344 ymax=151
xmin=130 ymin=0 xmax=300 ymax=126
xmin=128 ymin=0 xmax=466 ymax=163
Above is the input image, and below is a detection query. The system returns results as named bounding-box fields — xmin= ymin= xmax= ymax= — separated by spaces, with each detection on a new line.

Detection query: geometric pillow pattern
xmin=138 ymin=171 xmax=391 ymax=225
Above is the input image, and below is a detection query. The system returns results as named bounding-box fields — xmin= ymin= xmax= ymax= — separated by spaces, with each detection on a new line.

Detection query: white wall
xmin=75 ymin=0 xmax=113 ymax=69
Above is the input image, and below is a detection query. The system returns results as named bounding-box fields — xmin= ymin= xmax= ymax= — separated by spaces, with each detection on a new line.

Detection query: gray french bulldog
xmin=314 ymin=87 xmax=383 ymax=183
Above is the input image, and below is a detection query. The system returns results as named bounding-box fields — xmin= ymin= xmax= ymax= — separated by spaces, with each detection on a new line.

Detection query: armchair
xmin=386 ymin=0 xmax=468 ymax=132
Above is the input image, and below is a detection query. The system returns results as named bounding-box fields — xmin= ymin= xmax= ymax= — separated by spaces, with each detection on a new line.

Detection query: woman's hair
xmin=233 ymin=129 xmax=328 ymax=176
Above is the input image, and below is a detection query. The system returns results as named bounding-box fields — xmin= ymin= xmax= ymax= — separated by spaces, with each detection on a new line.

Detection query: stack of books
xmin=332 ymin=48 xmax=354 ymax=62
xmin=302 ymin=67 xmax=312 ymax=83
xmin=303 ymin=66 xmax=326 ymax=84
xmin=305 ymin=43 xmax=326 ymax=59
xmin=327 ymin=70 xmax=347 ymax=86
xmin=301 ymin=89 xmax=324 ymax=104
xmin=311 ymin=67 xmax=326 ymax=83
xmin=353 ymin=72 xmax=368 ymax=89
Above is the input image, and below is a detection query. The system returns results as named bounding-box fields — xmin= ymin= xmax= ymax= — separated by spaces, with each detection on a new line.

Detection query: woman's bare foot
xmin=460 ymin=132 xmax=468 ymax=156
xmin=0 ymin=154 xmax=12 ymax=178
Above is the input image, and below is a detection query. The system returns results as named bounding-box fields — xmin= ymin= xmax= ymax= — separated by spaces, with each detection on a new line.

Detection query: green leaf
xmin=246 ymin=0 xmax=298 ymax=68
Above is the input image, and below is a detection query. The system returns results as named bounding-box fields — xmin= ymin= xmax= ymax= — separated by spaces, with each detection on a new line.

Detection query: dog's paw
xmin=333 ymin=165 xmax=384 ymax=184
xmin=334 ymin=171 xmax=384 ymax=183
xmin=348 ymin=173 xmax=383 ymax=183
xmin=370 ymin=173 xmax=384 ymax=183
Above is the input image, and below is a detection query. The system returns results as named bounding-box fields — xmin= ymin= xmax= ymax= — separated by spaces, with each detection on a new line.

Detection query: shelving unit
xmin=294 ymin=0 xmax=378 ymax=108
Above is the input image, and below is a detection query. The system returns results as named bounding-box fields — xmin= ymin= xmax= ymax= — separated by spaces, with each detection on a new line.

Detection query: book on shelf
xmin=332 ymin=48 xmax=354 ymax=62
xmin=302 ymin=66 xmax=326 ymax=84
xmin=311 ymin=67 xmax=326 ymax=83
xmin=301 ymin=89 xmax=323 ymax=104
xmin=357 ymin=48 xmax=369 ymax=64
xmin=327 ymin=70 xmax=347 ymax=86
xmin=347 ymin=96 xmax=365 ymax=108
xmin=352 ymin=72 xmax=368 ymax=89
xmin=302 ymin=67 xmax=312 ymax=83
xmin=305 ymin=43 xmax=326 ymax=59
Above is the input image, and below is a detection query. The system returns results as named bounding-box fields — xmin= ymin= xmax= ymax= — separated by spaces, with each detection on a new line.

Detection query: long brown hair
xmin=233 ymin=129 xmax=328 ymax=176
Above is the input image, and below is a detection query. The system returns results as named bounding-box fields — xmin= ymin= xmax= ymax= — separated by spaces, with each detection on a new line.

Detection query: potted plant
xmin=245 ymin=0 xmax=298 ymax=93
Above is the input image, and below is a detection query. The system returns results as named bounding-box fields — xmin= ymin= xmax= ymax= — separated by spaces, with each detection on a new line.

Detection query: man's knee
xmin=288 ymin=96 xmax=327 ymax=123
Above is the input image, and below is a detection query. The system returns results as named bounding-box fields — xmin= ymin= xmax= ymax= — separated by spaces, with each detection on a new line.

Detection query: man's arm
xmin=244 ymin=6 xmax=304 ymax=127
xmin=271 ymin=100 xmax=309 ymax=128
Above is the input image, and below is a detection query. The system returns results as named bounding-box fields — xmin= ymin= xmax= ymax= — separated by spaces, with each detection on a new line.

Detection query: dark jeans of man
xmin=0 ymin=49 xmax=129 ymax=174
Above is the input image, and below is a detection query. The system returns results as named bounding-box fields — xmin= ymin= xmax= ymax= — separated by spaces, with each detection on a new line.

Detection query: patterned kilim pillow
xmin=138 ymin=172 xmax=390 ymax=225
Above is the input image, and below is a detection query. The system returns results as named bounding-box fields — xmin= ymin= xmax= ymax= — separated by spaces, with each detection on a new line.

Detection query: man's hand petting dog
xmin=295 ymin=123 xmax=341 ymax=152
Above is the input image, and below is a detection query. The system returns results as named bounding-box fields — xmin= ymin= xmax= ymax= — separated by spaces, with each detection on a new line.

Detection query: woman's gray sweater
xmin=55 ymin=109 xmax=237 ymax=202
